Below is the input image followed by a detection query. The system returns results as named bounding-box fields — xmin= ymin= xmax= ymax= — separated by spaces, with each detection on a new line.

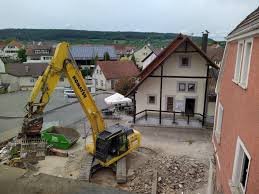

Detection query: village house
xmin=92 ymin=61 xmax=139 ymax=90
xmin=25 ymin=44 xmax=55 ymax=63
xmin=213 ymin=7 xmax=259 ymax=194
xmin=207 ymin=43 xmax=225 ymax=67
xmin=108 ymin=44 xmax=135 ymax=58
xmin=132 ymin=44 xmax=161 ymax=70
xmin=1 ymin=63 xmax=69 ymax=91
xmin=127 ymin=34 xmax=219 ymax=127
xmin=70 ymin=45 xmax=117 ymax=70
xmin=3 ymin=40 xmax=23 ymax=60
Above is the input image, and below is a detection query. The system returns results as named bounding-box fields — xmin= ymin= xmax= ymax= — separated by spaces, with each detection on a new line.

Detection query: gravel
xmin=128 ymin=154 xmax=208 ymax=194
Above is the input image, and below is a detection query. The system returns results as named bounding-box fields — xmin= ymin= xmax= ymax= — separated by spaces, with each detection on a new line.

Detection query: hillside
xmin=0 ymin=29 xmax=215 ymax=48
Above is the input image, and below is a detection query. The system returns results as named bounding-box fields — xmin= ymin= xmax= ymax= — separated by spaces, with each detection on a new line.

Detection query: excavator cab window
xmin=110 ymin=133 xmax=128 ymax=156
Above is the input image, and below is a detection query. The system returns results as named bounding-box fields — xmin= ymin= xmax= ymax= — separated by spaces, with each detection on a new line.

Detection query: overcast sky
xmin=1 ymin=0 xmax=259 ymax=40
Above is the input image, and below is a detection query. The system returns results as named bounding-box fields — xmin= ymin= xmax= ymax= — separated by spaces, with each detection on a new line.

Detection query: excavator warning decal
xmin=72 ymin=75 xmax=87 ymax=98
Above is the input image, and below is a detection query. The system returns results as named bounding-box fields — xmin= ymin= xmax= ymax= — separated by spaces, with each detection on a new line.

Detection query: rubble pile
xmin=0 ymin=138 xmax=19 ymax=165
xmin=128 ymin=154 xmax=208 ymax=194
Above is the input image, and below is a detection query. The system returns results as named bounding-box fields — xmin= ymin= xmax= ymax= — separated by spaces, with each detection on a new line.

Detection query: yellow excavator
xmin=19 ymin=42 xmax=141 ymax=180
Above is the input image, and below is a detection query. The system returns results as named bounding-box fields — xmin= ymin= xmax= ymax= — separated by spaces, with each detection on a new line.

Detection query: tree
xmin=114 ymin=77 xmax=136 ymax=95
xmin=90 ymin=55 xmax=99 ymax=66
xmin=120 ymin=56 xmax=129 ymax=61
xmin=81 ymin=68 xmax=91 ymax=77
xmin=17 ymin=49 xmax=27 ymax=62
xmin=103 ymin=52 xmax=110 ymax=61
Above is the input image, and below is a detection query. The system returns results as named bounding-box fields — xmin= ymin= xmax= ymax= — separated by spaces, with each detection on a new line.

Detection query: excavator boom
xmin=22 ymin=42 xmax=104 ymax=150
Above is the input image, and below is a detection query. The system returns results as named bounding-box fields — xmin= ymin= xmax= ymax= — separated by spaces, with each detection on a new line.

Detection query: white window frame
xmin=232 ymin=38 xmax=253 ymax=89
xmin=233 ymin=40 xmax=244 ymax=83
xmin=240 ymin=39 xmax=253 ymax=89
xmin=230 ymin=137 xmax=251 ymax=194
xmin=215 ymin=102 xmax=223 ymax=143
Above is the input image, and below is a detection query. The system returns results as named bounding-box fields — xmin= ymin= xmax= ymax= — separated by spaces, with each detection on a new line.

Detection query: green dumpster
xmin=41 ymin=126 xmax=80 ymax=150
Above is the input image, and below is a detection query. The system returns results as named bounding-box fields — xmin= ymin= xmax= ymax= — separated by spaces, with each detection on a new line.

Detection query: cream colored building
xmin=3 ymin=40 xmax=23 ymax=60
xmin=128 ymin=34 xmax=219 ymax=126
xmin=2 ymin=63 xmax=69 ymax=91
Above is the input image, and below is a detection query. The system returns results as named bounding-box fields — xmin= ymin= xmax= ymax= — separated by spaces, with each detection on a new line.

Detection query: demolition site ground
xmin=0 ymin=116 xmax=213 ymax=194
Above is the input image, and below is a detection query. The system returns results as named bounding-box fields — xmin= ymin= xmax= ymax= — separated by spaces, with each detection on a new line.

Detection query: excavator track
xmin=79 ymin=152 xmax=94 ymax=182
xmin=116 ymin=157 xmax=127 ymax=184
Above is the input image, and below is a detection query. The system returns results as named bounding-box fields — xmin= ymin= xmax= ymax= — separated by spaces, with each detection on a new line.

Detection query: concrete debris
xmin=128 ymin=154 xmax=208 ymax=194
xmin=0 ymin=138 xmax=18 ymax=164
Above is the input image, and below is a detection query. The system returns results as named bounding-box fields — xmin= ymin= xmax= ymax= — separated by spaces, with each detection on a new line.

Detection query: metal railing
xmin=134 ymin=109 xmax=204 ymax=125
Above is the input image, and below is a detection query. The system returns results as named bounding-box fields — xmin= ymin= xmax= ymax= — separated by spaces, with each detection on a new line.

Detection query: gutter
xmin=227 ymin=22 xmax=259 ymax=41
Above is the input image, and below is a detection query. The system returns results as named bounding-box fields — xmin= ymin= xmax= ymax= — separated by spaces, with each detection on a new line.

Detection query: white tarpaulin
xmin=104 ymin=93 xmax=132 ymax=105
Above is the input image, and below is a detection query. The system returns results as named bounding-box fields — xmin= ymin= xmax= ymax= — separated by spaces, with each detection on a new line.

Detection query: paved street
xmin=0 ymin=90 xmax=112 ymax=134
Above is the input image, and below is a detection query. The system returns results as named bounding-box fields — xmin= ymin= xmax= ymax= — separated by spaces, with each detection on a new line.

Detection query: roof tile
xmin=97 ymin=61 xmax=139 ymax=80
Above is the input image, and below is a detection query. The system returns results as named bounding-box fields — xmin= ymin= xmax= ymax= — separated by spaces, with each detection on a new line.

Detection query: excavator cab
xmin=95 ymin=124 xmax=133 ymax=163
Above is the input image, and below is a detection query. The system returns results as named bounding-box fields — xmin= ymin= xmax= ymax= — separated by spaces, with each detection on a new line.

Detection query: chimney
xmin=201 ymin=30 xmax=209 ymax=53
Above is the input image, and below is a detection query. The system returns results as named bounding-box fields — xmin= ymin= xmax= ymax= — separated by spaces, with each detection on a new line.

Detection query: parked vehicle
xmin=64 ymin=87 xmax=76 ymax=98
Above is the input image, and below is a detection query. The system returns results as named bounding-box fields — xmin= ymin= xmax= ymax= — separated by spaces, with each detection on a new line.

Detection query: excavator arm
xmin=22 ymin=42 xmax=105 ymax=151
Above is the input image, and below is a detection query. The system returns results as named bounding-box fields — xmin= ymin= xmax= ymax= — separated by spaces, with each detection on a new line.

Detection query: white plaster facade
xmin=0 ymin=58 xmax=5 ymax=73
xmin=135 ymin=45 xmax=208 ymax=117
xmin=92 ymin=65 xmax=110 ymax=90
xmin=142 ymin=52 xmax=157 ymax=70
xmin=3 ymin=45 xmax=20 ymax=60
xmin=133 ymin=45 xmax=153 ymax=69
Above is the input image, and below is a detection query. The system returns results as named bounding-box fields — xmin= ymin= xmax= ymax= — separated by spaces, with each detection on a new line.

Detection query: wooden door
xmin=167 ymin=97 xmax=174 ymax=112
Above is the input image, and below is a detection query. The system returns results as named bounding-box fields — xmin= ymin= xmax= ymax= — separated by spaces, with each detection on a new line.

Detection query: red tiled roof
xmin=6 ymin=63 xmax=48 ymax=77
xmin=126 ymin=34 xmax=218 ymax=96
xmin=207 ymin=44 xmax=225 ymax=64
xmin=7 ymin=40 xmax=23 ymax=49
xmin=97 ymin=61 xmax=139 ymax=80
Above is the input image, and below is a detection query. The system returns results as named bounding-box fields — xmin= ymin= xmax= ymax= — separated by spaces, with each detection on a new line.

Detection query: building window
xmin=233 ymin=41 xmax=243 ymax=82
xmin=233 ymin=39 xmax=253 ymax=89
xmin=25 ymin=66 xmax=29 ymax=73
xmin=97 ymin=69 xmax=99 ymax=74
xmin=101 ymin=80 xmax=104 ymax=87
xmin=231 ymin=137 xmax=251 ymax=193
xmin=147 ymin=95 xmax=156 ymax=104
xmin=30 ymin=78 xmax=35 ymax=83
xmin=178 ymin=83 xmax=186 ymax=92
xmin=215 ymin=102 xmax=223 ymax=143
xmin=240 ymin=41 xmax=252 ymax=88
xmin=187 ymin=83 xmax=196 ymax=92
xmin=179 ymin=56 xmax=191 ymax=67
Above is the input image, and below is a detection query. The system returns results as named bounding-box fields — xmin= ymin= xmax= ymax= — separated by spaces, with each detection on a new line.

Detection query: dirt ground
xmin=0 ymin=117 xmax=213 ymax=194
